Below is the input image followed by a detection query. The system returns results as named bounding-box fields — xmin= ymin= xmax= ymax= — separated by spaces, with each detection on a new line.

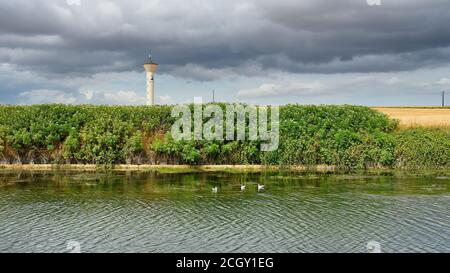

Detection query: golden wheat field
xmin=373 ymin=107 xmax=450 ymax=128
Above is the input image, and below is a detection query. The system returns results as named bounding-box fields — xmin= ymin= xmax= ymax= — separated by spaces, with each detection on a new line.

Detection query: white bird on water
xmin=257 ymin=184 xmax=265 ymax=191
xmin=241 ymin=185 xmax=246 ymax=191
xmin=212 ymin=187 xmax=218 ymax=193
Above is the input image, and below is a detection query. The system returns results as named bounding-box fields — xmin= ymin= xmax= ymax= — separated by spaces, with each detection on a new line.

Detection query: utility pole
xmin=443 ymin=91 xmax=446 ymax=107
xmin=213 ymin=90 xmax=215 ymax=103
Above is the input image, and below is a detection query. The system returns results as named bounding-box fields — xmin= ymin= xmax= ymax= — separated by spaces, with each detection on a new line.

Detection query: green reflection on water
xmin=1 ymin=170 xmax=449 ymax=197
xmin=0 ymin=170 xmax=449 ymax=253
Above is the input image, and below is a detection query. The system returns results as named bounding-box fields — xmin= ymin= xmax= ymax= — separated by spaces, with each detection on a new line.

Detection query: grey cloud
xmin=237 ymin=82 xmax=324 ymax=98
xmin=0 ymin=0 xmax=450 ymax=80
xmin=19 ymin=89 xmax=77 ymax=104
xmin=17 ymin=88 xmax=145 ymax=105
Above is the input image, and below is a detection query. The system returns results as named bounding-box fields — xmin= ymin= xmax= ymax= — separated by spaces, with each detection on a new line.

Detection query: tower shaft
xmin=146 ymin=71 xmax=155 ymax=106
xmin=143 ymin=62 xmax=158 ymax=106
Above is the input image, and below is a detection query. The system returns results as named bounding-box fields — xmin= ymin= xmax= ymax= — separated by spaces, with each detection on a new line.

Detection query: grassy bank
xmin=0 ymin=104 xmax=448 ymax=170
xmin=0 ymin=164 xmax=337 ymax=173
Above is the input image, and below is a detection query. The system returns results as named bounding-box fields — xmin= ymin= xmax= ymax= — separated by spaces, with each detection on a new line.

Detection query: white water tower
xmin=143 ymin=54 xmax=159 ymax=106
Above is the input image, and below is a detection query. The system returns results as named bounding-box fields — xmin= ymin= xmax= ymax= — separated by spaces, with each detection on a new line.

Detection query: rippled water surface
xmin=0 ymin=170 xmax=449 ymax=253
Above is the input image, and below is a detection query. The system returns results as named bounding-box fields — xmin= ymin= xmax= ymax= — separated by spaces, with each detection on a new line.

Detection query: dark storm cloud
xmin=1 ymin=0 xmax=450 ymax=80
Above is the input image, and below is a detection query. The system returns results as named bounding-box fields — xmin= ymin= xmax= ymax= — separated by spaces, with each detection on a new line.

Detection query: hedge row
xmin=0 ymin=104 xmax=448 ymax=169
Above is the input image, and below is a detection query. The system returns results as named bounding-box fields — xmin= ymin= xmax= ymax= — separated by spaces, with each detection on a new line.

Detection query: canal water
xmin=0 ymin=171 xmax=449 ymax=253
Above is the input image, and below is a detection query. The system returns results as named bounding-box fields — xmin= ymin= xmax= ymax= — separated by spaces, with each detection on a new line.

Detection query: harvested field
xmin=374 ymin=107 xmax=450 ymax=128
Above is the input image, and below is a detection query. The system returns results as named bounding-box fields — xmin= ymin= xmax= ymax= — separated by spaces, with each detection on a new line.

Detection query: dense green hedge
xmin=0 ymin=104 xmax=448 ymax=169
xmin=0 ymin=105 xmax=173 ymax=165
xmin=394 ymin=128 xmax=450 ymax=169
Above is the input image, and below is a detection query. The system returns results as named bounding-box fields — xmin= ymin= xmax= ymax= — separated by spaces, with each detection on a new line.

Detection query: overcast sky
xmin=1 ymin=0 xmax=450 ymax=105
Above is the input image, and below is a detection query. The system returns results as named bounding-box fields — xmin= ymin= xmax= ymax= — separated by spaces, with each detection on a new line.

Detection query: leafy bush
xmin=394 ymin=128 xmax=450 ymax=169
xmin=0 ymin=104 xmax=447 ymax=170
